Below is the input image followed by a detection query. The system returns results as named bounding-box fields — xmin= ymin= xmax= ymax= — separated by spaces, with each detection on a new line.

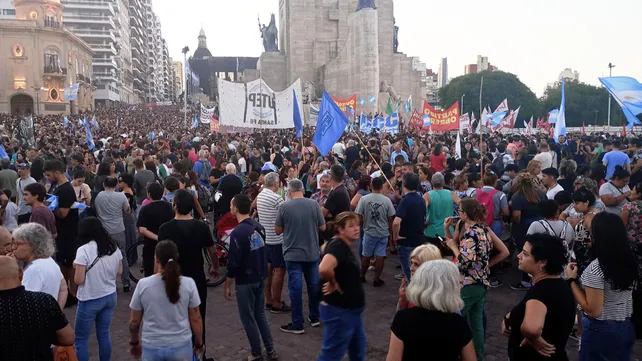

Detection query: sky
xmin=156 ymin=0 xmax=642 ymax=97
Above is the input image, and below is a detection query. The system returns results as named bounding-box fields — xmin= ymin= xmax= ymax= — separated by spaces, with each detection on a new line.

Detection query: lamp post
xmin=594 ymin=110 xmax=599 ymax=126
xmin=607 ymin=62 xmax=615 ymax=128
xmin=460 ymin=94 xmax=465 ymax=115
xmin=31 ymin=86 xmax=44 ymax=115
xmin=182 ymin=46 xmax=190 ymax=129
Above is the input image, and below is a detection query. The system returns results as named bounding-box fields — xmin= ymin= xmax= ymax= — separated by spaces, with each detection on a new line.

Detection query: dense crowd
xmin=0 ymin=105 xmax=641 ymax=361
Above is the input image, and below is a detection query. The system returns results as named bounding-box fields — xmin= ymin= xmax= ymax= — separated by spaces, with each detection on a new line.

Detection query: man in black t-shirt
xmin=136 ymin=182 xmax=174 ymax=277
xmin=321 ymin=165 xmax=351 ymax=243
xmin=157 ymin=189 xmax=219 ymax=352
xmin=214 ymin=164 xmax=243 ymax=216
xmin=44 ymin=159 xmax=80 ymax=305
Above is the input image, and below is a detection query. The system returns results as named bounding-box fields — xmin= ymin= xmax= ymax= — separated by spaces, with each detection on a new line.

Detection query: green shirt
xmin=424 ymin=189 xmax=453 ymax=238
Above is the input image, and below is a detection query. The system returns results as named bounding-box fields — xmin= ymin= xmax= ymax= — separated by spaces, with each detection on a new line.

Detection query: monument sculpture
xmin=244 ymin=0 xmax=426 ymax=119
xmin=258 ymin=14 xmax=279 ymax=52
xmin=356 ymin=0 xmax=376 ymax=11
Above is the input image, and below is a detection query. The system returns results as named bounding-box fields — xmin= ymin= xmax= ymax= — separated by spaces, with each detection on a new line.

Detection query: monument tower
xmin=245 ymin=0 xmax=425 ymax=119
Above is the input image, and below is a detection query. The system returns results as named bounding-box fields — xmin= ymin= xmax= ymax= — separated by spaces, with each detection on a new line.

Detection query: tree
xmin=438 ymin=71 xmax=539 ymax=127
xmin=539 ymin=80 xmax=634 ymax=127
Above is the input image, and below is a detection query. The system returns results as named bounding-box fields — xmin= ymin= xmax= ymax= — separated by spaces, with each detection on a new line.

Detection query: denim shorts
xmin=362 ymin=234 xmax=388 ymax=257
xmin=266 ymin=244 xmax=285 ymax=268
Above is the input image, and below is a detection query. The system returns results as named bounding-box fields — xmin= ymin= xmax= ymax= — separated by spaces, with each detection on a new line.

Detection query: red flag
xmin=582 ymin=121 xmax=586 ymax=136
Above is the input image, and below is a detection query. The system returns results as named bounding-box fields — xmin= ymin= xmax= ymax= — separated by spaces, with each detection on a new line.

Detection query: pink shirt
xmin=141 ymin=198 xmax=152 ymax=208
xmin=188 ymin=151 xmax=199 ymax=163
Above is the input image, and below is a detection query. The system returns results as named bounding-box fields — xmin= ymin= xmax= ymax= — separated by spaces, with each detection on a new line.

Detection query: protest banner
xmin=422 ymin=101 xmax=460 ymax=132
xmin=332 ymin=95 xmax=357 ymax=115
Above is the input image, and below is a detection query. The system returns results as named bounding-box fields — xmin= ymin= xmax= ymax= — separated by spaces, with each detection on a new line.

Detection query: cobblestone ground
xmin=64 ymin=254 xmax=642 ymax=361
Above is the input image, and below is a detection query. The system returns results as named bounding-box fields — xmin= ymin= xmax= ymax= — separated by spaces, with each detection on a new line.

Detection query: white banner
xmin=218 ymin=78 xmax=303 ymax=129
xmin=200 ymin=105 xmax=215 ymax=124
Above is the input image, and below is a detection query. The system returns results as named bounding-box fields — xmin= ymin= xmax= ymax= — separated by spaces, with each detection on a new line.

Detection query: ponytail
xmin=460 ymin=198 xmax=487 ymax=224
xmin=155 ymin=240 xmax=182 ymax=304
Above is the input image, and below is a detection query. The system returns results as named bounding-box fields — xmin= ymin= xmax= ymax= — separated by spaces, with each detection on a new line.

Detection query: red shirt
xmin=430 ymin=153 xmax=447 ymax=172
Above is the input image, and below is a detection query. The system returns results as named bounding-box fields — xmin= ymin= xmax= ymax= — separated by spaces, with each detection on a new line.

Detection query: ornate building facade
xmin=0 ymin=0 xmax=95 ymax=115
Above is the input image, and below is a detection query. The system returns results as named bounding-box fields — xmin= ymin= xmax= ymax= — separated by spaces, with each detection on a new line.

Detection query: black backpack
xmin=492 ymin=153 xmax=505 ymax=175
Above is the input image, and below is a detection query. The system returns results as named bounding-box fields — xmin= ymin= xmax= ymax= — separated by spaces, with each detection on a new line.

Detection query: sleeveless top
xmin=424 ymin=189 xmax=453 ymax=238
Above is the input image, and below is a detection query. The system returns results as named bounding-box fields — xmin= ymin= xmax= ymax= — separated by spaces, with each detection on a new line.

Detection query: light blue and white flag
xmin=359 ymin=97 xmax=365 ymax=107
xmin=554 ymin=78 xmax=566 ymax=141
xmin=548 ymin=109 xmax=559 ymax=124
xmin=293 ymin=89 xmax=303 ymax=138
xmin=423 ymin=114 xmax=431 ymax=127
xmin=346 ymin=105 xmax=355 ymax=117
xmin=91 ymin=116 xmax=99 ymax=130
xmin=359 ymin=113 xmax=372 ymax=133
xmin=63 ymin=116 xmax=69 ymax=127
xmin=384 ymin=113 xmax=400 ymax=134
xmin=599 ymin=76 xmax=642 ymax=129
xmin=192 ymin=116 xmax=199 ymax=129
xmin=368 ymin=95 xmax=376 ymax=104
xmin=150 ymin=131 xmax=156 ymax=141
xmin=0 ymin=144 xmax=8 ymax=160
xmin=84 ymin=117 xmax=95 ymax=150
xmin=404 ymin=95 xmax=412 ymax=113
xmin=487 ymin=110 xmax=509 ymax=126
xmin=78 ymin=118 xmax=84 ymax=127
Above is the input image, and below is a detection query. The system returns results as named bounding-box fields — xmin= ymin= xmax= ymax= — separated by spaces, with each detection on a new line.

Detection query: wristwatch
xmin=566 ymin=278 xmax=579 ymax=286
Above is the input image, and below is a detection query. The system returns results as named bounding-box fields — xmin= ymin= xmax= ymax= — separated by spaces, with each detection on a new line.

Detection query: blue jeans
xmin=142 ymin=340 xmax=192 ymax=361
xmin=236 ymin=280 xmax=274 ymax=357
xmin=580 ymin=315 xmax=635 ymax=361
xmin=285 ymin=260 xmax=320 ymax=329
xmin=75 ymin=292 xmax=117 ymax=361
xmin=317 ymin=304 xmax=366 ymax=361
xmin=490 ymin=219 xmax=502 ymax=238
xmin=397 ymin=244 xmax=415 ymax=281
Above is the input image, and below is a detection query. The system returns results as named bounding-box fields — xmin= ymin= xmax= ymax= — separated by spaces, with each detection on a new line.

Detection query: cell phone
xmin=451 ymin=216 xmax=461 ymax=222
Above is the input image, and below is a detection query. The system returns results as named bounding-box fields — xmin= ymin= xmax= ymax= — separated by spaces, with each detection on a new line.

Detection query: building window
xmin=328 ymin=41 xmax=337 ymax=59
xmin=44 ymin=47 xmax=61 ymax=73
xmin=2 ymin=9 xmax=16 ymax=15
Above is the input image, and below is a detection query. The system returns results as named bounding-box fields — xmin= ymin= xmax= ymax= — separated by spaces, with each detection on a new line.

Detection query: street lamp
xmin=460 ymin=94 xmax=465 ymax=115
xmin=594 ymin=110 xmax=599 ymax=126
xmin=182 ymin=46 xmax=190 ymax=128
xmin=30 ymin=86 xmax=44 ymax=115
xmin=607 ymin=62 xmax=615 ymax=128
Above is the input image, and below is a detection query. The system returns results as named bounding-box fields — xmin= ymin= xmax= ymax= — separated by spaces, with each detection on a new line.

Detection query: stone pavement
xmin=64 ymin=258 xmax=642 ymax=361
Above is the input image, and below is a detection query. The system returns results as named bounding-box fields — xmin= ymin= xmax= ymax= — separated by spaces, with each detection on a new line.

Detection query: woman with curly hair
xmin=558 ymin=159 xmax=577 ymax=192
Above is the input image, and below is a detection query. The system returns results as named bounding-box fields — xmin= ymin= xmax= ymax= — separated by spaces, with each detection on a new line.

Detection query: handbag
xmin=53 ymin=345 xmax=78 ymax=361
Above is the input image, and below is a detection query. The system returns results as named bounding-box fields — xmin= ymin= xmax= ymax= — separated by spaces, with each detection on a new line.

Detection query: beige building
xmin=0 ymin=0 xmax=94 ymax=115
xmin=172 ymin=60 xmax=183 ymax=99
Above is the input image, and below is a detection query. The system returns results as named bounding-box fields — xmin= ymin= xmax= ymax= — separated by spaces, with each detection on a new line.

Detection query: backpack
xmin=537 ymin=220 xmax=569 ymax=251
xmin=197 ymin=185 xmax=213 ymax=212
xmin=197 ymin=160 xmax=212 ymax=185
xmin=492 ymin=153 xmax=505 ymax=176
xmin=475 ymin=189 xmax=498 ymax=226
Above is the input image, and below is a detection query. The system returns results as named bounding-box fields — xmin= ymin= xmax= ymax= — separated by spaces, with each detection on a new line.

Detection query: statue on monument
xmin=393 ymin=19 xmax=399 ymax=53
xmin=303 ymin=81 xmax=317 ymax=104
xmin=380 ymin=80 xmax=400 ymax=102
xmin=258 ymin=14 xmax=279 ymax=52
xmin=356 ymin=0 xmax=376 ymax=11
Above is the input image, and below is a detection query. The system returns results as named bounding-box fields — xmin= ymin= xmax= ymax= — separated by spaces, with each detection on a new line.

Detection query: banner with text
xmin=200 ymin=104 xmax=215 ymax=124
xmin=218 ymin=78 xmax=303 ymax=129
xmin=422 ymin=101 xmax=460 ymax=132
xmin=409 ymin=110 xmax=423 ymax=129
xmin=64 ymin=83 xmax=79 ymax=101
xmin=209 ymin=118 xmax=220 ymax=133
xmin=332 ymin=95 xmax=357 ymax=115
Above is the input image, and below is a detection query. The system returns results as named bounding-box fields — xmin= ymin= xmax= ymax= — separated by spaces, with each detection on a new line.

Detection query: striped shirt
xmin=256 ymin=188 xmax=284 ymax=245
xmin=580 ymin=259 xmax=633 ymax=321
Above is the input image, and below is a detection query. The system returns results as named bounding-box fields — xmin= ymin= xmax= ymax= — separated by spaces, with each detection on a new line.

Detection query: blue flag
xmin=359 ymin=97 xmax=365 ymax=107
xmin=192 ymin=116 xmax=199 ymax=129
xmin=359 ymin=113 xmax=372 ymax=133
xmin=293 ymin=89 xmax=303 ymax=138
xmin=91 ymin=116 xmax=99 ymax=130
xmin=488 ymin=110 xmax=509 ymax=126
xmin=554 ymin=78 xmax=566 ymax=141
xmin=63 ymin=116 xmax=69 ymax=127
xmin=84 ymin=118 xmax=95 ymax=150
xmin=313 ymin=91 xmax=349 ymax=156
xmin=346 ymin=105 xmax=355 ymax=116
xmin=150 ymin=131 xmax=155 ymax=141
xmin=368 ymin=95 xmax=376 ymax=104
xmin=599 ymin=76 xmax=642 ymax=129
xmin=0 ymin=144 xmax=8 ymax=160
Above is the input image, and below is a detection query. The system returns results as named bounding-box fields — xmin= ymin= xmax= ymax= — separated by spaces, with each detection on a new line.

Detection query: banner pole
xmin=479 ymin=76 xmax=484 ymax=174
xmin=352 ymin=130 xmax=395 ymax=190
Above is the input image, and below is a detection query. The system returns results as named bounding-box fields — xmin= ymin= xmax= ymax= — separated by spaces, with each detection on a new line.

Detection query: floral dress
xmin=457 ymin=223 xmax=493 ymax=288
xmin=572 ymin=211 xmax=598 ymax=277
xmin=623 ymin=200 xmax=642 ymax=277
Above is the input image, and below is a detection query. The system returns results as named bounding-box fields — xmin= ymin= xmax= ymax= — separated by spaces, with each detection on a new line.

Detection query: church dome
xmin=193 ymin=47 xmax=212 ymax=59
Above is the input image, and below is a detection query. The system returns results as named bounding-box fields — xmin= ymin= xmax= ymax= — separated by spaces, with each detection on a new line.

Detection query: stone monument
xmin=244 ymin=0 xmax=425 ymax=120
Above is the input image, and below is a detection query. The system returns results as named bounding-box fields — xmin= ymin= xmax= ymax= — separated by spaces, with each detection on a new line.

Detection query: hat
xmin=17 ymin=162 xmax=30 ymax=169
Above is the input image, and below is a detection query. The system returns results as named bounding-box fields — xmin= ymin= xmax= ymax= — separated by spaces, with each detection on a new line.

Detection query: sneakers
xmin=489 ymin=278 xmax=504 ymax=288
xmin=367 ymin=265 xmax=375 ymax=271
xmin=509 ymin=281 xmax=532 ymax=290
xmin=270 ymin=303 xmax=291 ymax=314
xmin=393 ymin=273 xmax=405 ymax=280
xmin=265 ymin=303 xmax=273 ymax=311
xmin=308 ymin=317 xmax=321 ymax=327
xmin=265 ymin=349 xmax=279 ymax=361
xmin=280 ymin=323 xmax=304 ymax=334
xmin=373 ymin=279 xmax=385 ymax=287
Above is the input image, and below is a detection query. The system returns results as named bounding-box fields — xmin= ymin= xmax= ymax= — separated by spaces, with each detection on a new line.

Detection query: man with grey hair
xmin=275 ymin=179 xmax=326 ymax=334
xmin=257 ymin=172 xmax=290 ymax=313
xmin=193 ymin=149 xmax=212 ymax=187
xmin=311 ymin=173 xmax=331 ymax=206
xmin=214 ymin=162 xmax=243 ymax=216
xmin=315 ymin=161 xmax=330 ymax=190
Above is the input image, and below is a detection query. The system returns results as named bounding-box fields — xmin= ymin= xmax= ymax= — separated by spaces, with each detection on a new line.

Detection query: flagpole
xmin=479 ymin=76 xmax=484 ymax=174
xmin=352 ymin=130 xmax=395 ymax=190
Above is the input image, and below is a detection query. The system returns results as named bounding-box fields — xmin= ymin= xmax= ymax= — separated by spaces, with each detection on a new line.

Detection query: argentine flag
xmin=423 ymin=114 xmax=431 ymax=127
xmin=554 ymin=78 xmax=566 ymax=142
xmin=359 ymin=97 xmax=365 ymax=107
xmin=487 ymin=110 xmax=508 ymax=126
xmin=368 ymin=95 xmax=376 ymax=104
xmin=548 ymin=109 xmax=559 ymax=124
xmin=599 ymin=76 xmax=642 ymax=129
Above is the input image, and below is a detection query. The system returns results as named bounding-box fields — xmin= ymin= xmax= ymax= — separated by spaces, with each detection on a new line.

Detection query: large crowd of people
xmin=0 ymin=105 xmax=641 ymax=361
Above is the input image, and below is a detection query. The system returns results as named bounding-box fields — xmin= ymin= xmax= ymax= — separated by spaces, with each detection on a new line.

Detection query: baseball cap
xmin=17 ymin=162 xmax=30 ymax=169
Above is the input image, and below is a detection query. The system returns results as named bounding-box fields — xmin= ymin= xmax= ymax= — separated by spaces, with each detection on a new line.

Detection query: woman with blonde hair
xmin=526 ymin=160 xmax=545 ymax=191
xmin=397 ymin=244 xmax=441 ymax=310
xmin=386 ymin=260 xmax=476 ymax=361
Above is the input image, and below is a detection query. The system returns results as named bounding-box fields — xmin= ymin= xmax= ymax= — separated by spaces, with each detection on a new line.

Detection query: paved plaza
xmin=64 ymin=257 xmax=642 ymax=361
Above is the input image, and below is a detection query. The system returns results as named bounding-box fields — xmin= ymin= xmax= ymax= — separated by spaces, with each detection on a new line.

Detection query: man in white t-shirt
xmin=13 ymin=223 xmax=67 ymax=308
xmin=542 ymin=167 xmax=564 ymax=200
xmin=533 ymin=142 xmax=553 ymax=170
xmin=331 ymin=141 xmax=346 ymax=160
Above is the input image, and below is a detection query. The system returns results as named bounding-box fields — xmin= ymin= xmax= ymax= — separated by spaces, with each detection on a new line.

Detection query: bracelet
xmin=129 ymin=340 xmax=140 ymax=346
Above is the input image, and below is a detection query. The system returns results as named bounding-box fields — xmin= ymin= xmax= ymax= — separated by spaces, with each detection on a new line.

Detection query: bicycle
xmin=127 ymin=239 xmax=229 ymax=287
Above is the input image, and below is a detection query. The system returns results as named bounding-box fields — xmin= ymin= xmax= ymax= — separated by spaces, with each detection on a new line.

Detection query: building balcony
xmin=71 ymin=28 xmax=116 ymax=42
xmin=63 ymin=1 xmax=115 ymax=16
xmin=43 ymin=66 xmax=67 ymax=78
xmin=63 ymin=14 xmax=116 ymax=28
xmin=93 ymin=57 xmax=118 ymax=68
xmin=91 ymin=43 xmax=117 ymax=55
xmin=44 ymin=18 xmax=62 ymax=29
xmin=93 ymin=72 xmax=118 ymax=84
